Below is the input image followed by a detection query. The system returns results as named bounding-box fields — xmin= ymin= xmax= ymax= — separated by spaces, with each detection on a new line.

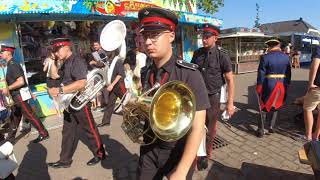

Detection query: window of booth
xmin=19 ymin=21 xmax=102 ymax=85
xmin=19 ymin=21 xmax=137 ymax=86
xmin=219 ymin=38 xmax=236 ymax=62
xmin=239 ymin=37 xmax=266 ymax=62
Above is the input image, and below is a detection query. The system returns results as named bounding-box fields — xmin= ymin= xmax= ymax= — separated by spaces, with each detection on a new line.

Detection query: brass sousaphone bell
xmin=121 ymin=80 xmax=196 ymax=145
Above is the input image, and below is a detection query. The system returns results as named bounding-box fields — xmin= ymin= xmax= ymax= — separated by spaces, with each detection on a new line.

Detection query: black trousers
xmin=8 ymin=95 xmax=48 ymax=139
xmin=137 ymin=144 xmax=195 ymax=180
xmin=206 ymin=93 xmax=220 ymax=158
xmin=59 ymin=104 xmax=104 ymax=163
xmin=101 ymin=85 xmax=124 ymax=124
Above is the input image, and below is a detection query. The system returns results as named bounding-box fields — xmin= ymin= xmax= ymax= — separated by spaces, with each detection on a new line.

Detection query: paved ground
xmin=8 ymin=68 xmax=315 ymax=180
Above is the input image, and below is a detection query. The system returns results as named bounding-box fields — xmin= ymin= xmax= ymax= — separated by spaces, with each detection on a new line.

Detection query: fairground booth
xmin=217 ymin=27 xmax=270 ymax=74
xmin=0 ymin=0 xmax=222 ymax=117
xmin=279 ymin=33 xmax=320 ymax=64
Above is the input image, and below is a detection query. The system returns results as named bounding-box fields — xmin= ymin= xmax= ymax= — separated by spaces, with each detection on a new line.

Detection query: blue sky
xmin=203 ymin=0 xmax=320 ymax=30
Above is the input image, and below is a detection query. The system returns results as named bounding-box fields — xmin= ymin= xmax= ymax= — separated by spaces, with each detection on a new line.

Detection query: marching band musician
xmin=97 ymin=44 xmax=126 ymax=127
xmin=191 ymin=24 xmax=235 ymax=169
xmin=47 ymin=38 xmax=106 ymax=168
xmin=137 ymin=7 xmax=210 ymax=180
xmin=256 ymin=39 xmax=291 ymax=137
xmin=0 ymin=45 xmax=49 ymax=143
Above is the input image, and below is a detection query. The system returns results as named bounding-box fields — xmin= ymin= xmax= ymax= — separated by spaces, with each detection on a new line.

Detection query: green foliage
xmin=83 ymin=0 xmax=94 ymax=10
xmin=163 ymin=0 xmax=218 ymax=13
xmin=254 ymin=3 xmax=261 ymax=28
xmin=197 ymin=0 xmax=224 ymax=14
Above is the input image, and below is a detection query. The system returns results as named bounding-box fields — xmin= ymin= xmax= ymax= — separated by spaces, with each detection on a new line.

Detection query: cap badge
xmin=144 ymin=10 xmax=149 ymax=15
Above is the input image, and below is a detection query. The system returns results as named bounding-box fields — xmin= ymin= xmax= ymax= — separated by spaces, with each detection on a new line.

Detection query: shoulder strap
xmin=176 ymin=60 xmax=198 ymax=71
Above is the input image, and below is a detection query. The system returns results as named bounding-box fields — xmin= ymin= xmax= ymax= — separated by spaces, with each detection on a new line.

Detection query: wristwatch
xmin=58 ymin=87 xmax=64 ymax=94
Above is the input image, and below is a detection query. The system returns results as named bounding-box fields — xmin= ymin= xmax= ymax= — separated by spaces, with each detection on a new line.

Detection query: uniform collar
xmin=205 ymin=46 xmax=218 ymax=54
xmin=151 ymin=55 xmax=175 ymax=73
xmin=7 ymin=58 xmax=14 ymax=65
xmin=268 ymin=47 xmax=281 ymax=53
xmin=65 ymin=54 xmax=74 ymax=63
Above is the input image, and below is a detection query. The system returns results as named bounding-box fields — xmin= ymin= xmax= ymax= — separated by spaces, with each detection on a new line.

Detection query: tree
xmin=197 ymin=0 xmax=224 ymax=14
xmin=254 ymin=3 xmax=261 ymax=28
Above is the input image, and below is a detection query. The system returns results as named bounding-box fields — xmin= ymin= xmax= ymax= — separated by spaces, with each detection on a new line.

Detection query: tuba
xmin=60 ymin=68 xmax=108 ymax=111
xmin=121 ymin=80 xmax=196 ymax=145
xmin=59 ymin=20 xmax=126 ymax=111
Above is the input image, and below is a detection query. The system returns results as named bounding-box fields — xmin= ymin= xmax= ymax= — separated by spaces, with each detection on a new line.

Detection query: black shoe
xmin=97 ymin=122 xmax=110 ymax=127
xmin=32 ymin=134 xmax=49 ymax=143
xmin=256 ymin=129 xmax=264 ymax=138
xmin=197 ymin=156 xmax=208 ymax=171
xmin=269 ymin=128 xmax=275 ymax=133
xmin=87 ymin=154 xmax=106 ymax=166
xmin=47 ymin=161 xmax=72 ymax=169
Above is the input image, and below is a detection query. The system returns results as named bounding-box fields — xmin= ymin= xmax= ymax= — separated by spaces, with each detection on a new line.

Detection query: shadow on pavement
xmin=205 ymin=160 xmax=242 ymax=180
xmin=224 ymin=80 xmax=308 ymax=140
xmin=240 ymin=162 xmax=313 ymax=180
xmin=205 ymin=161 xmax=313 ymax=180
xmin=100 ymin=134 xmax=139 ymax=180
xmin=15 ymin=143 xmax=50 ymax=180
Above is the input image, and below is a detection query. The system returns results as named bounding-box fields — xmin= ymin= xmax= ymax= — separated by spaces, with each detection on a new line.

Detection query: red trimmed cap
xmin=49 ymin=38 xmax=72 ymax=52
xmin=138 ymin=7 xmax=178 ymax=32
xmin=0 ymin=45 xmax=15 ymax=53
xmin=202 ymin=23 xmax=220 ymax=36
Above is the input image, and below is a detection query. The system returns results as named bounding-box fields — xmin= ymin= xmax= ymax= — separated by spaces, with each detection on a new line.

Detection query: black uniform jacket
xmin=6 ymin=59 xmax=27 ymax=98
xmin=191 ymin=46 xmax=232 ymax=95
xmin=141 ymin=55 xmax=210 ymax=149
xmin=60 ymin=55 xmax=88 ymax=86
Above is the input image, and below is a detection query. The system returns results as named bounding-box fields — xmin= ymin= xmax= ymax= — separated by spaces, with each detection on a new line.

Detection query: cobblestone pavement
xmin=10 ymin=68 xmax=315 ymax=180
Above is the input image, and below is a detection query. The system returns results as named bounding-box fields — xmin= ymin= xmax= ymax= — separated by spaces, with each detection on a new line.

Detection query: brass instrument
xmin=3 ymin=83 xmax=14 ymax=108
xmin=121 ymin=80 xmax=196 ymax=145
xmin=58 ymin=20 xmax=126 ymax=111
xmin=0 ymin=67 xmax=14 ymax=108
xmin=60 ymin=68 xmax=108 ymax=111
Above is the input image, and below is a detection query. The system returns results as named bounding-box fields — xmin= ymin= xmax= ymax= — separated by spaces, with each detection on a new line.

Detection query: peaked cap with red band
xmin=49 ymin=38 xmax=72 ymax=52
xmin=0 ymin=45 xmax=15 ymax=53
xmin=138 ymin=7 xmax=178 ymax=33
xmin=202 ymin=23 xmax=220 ymax=36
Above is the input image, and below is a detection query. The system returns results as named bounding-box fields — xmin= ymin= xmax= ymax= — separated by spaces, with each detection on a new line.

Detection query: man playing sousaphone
xmin=47 ymin=38 xmax=106 ymax=168
xmin=135 ymin=7 xmax=210 ymax=179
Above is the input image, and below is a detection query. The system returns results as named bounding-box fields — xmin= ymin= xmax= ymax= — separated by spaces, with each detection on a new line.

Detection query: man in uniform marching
xmin=46 ymin=38 xmax=106 ymax=168
xmin=0 ymin=45 xmax=49 ymax=143
xmin=137 ymin=7 xmax=210 ymax=180
xmin=191 ymin=24 xmax=235 ymax=169
xmin=256 ymin=39 xmax=291 ymax=137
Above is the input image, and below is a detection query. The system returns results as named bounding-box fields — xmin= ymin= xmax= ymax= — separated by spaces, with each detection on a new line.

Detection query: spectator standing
xmin=304 ymin=45 xmax=320 ymax=141
xmin=256 ymin=39 xmax=291 ymax=138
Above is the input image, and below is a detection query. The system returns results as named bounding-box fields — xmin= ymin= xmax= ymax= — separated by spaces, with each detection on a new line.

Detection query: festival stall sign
xmin=221 ymin=27 xmax=262 ymax=34
xmin=0 ymin=0 xmax=196 ymax=16
xmin=0 ymin=0 xmax=222 ymax=25
xmin=179 ymin=12 xmax=223 ymax=26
